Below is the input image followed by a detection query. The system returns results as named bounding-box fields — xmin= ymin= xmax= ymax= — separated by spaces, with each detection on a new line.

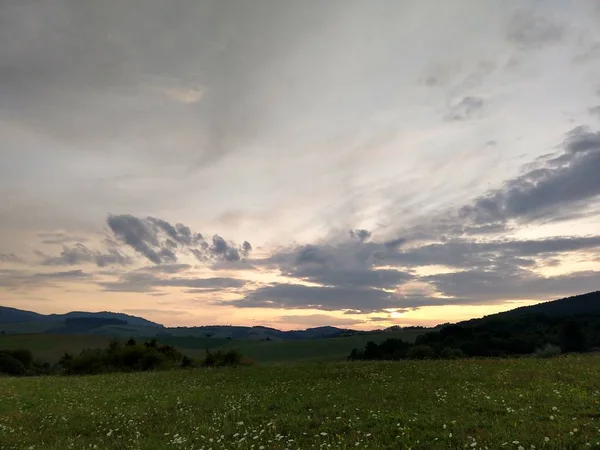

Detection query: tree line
xmin=0 ymin=338 xmax=244 ymax=376
xmin=349 ymin=314 xmax=595 ymax=360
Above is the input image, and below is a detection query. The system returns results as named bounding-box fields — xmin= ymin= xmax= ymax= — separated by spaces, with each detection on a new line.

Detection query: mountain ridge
xmin=0 ymin=306 xmax=163 ymax=328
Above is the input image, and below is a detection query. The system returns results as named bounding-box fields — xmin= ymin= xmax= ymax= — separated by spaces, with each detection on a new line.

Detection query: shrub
xmin=203 ymin=349 xmax=242 ymax=367
xmin=440 ymin=347 xmax=466 ymax=360
xmin=0 ymin=353 xmax=26 ymax=376
xmin=181 ymin=355 xmax=194 ymax=368
xmin=534 ymin=343 xmax=562 ymax=358
xmin=407 ymin=345 xmax=436 ymax=360
xmin=2 ymin=349 xmax=33 ymax=369
xmin=139 ymin=351 xmax=165 ymax=371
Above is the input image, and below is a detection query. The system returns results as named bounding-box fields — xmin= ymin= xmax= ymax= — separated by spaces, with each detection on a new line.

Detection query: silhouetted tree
xmin=560 ymin=321 xmax=587 ymax=352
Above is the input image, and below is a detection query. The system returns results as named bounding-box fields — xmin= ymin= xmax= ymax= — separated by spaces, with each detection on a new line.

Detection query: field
xmin=0 ymin=329 xmax=423 ymax=364
xmin=1 ymin=356 xmax=600 ymax=449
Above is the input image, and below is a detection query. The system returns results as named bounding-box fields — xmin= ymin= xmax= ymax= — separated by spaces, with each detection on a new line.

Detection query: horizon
xmin=1 ymin=1 xmax=600 ymax=330
xmin=0 ymin=302 xmax=485 ymax=331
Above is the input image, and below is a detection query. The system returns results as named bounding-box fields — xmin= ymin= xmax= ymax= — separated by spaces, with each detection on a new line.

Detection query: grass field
xmin=0 ymin=334 xmax=114 ymax=363
xmin=0 ymin=329 xmax=423 ymax=364
xmin=1 ymin=356 xmax=600 ymax=449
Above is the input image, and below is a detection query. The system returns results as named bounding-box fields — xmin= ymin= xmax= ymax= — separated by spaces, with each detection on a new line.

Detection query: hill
xmin=480 ymin=290 xmax=600 ymax=320
xmin=412 ymin=290 xmax=600 ymax=357
xmin=0 ymin=306 xmax=383 ymax=340
xmin=0 ymin=306 xmax=46 ymax=323
xmin=0 ymin=307 xmax=163 ymax=328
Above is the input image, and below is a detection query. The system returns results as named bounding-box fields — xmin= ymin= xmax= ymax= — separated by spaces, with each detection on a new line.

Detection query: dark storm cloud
xmin=461 ymin=127 xmax=600 ymax=225
xmin=106 ymin=214 xmax=252 ymax=265
xmin=445 ymin=96 xmax=485 ymax=121
xmin=40 ymin=243 xmax=131 ymax=267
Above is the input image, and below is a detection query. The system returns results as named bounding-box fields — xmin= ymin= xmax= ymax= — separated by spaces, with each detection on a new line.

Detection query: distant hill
xmin=160 ymin=325 xmax=367 ymax=341
xmin=0 ymin=306 xmax=163 ymax=328
xmin=0 ymin=306 xmax=46 ymax=323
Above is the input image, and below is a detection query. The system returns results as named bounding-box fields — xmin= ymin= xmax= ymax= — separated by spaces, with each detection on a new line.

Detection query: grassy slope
xmin=0 ymin=321 xmax=63 ymax=334
xmin=0 ymin=329 xmax=423 ymax=364
xmin=1 ymin=356 xmax=599 ymax=449
xmin=0 ymin=334 xmax=114 ymax=363
xmin=219 ymin=329 xmax=425 ymax=363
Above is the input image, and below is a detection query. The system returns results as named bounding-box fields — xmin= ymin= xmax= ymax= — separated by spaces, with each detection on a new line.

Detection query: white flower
xmin=544 ymin=437 xmax=550 ymax=442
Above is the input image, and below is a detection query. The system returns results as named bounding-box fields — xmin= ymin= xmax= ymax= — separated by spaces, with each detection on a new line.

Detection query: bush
xmin=534 ymin=343 xmax=562 ymax=358
xmin=203 ymin=349 xmax=242 ymax=367
xmin=440 ymin=347 xmax=465 ymax=360
xmin=181 ymin=355 xmax=194 ymax=368
xmin=7 ymin=349 xmax=33 ymax=369
xmin=0 ymin=353 xmax=26 ymax=375
xmin=407 ymin=345 xmax=436 ymax=360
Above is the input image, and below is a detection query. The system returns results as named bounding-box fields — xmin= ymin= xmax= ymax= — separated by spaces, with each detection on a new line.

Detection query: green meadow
xmin=0 ymin=329 xmax=423 ymax=365
xmin=1 ymin=356 xmax=600 ymax=449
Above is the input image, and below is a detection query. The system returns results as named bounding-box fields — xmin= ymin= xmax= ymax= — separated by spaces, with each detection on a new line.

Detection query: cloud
xmin=276 ymin=314 xmax=365 ymax=327
xmin=460 ymin=127 xmax=600 ymax=225
xmin=221 ymin=283 xmax=402 ymax=313
xmin=38 ymin=232 xmax=89 ymax=245
xmin=445 ymin=96 xmax=485 ymax=121
xmin=0 ymin=253 xmax=20 ymax=263
xmin=107 ymin=215 xmax=169 ymax=264
xmin=106 ymin=214 xmax=252 ymax=265
xmin=40 ymin=243 xmax=131 ymax=267
xmin=591 ymin=106 xmax=600 ymax=118
xmin=121 ymin=308 xmax=188 ymax=316
xmin=136 ymin=264 xmax=191 ymax=274
xmin=386 ymin=236 xmax=600 ymax=269
xmin=0 ymin=268 xmax=90 ymax=290
xmin=33 ymin=269 xmax=90 ymax=279
xmin=424 ymin=269 xmax=600 ymax=302
xmin=349 ymin=229 xmax=372 ymax=242
xmin=506 ymin=9 xmax=564 ymax=48
xmin=99 ymin=270 xmax=245 ymax=293
xmin=258 ymin=238 xmax=412 ymax=290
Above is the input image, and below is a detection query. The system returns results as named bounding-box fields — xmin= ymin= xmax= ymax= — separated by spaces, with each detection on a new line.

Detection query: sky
xmin=1 ymin=0 xmax=600 ymax=330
